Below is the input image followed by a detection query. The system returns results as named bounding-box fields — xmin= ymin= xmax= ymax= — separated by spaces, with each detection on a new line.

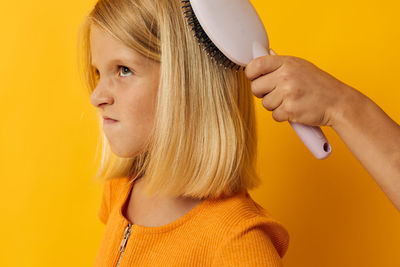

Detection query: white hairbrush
xmin=181 ymin=0 xmax=332 ymax=160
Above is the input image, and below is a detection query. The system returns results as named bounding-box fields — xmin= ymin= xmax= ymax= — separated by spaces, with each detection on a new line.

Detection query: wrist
xmin=329 ymin=85 xmax=370 ymax=131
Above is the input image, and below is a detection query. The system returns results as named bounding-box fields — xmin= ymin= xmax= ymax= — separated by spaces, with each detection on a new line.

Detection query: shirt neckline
xmin=117 ymin=177 xmax=214 ymax=234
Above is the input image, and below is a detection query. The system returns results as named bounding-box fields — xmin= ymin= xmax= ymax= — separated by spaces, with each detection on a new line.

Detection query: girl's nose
xmin=90 ymin=83 xmax=114 ymax=108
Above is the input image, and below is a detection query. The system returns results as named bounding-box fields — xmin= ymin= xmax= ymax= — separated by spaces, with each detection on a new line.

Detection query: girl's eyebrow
xmin=91 ymin=57 xmax=140 ymax=69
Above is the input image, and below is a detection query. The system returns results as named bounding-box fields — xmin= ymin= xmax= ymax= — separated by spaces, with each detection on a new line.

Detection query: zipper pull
xmin=118 ymin=223 xmax=132 ymax=252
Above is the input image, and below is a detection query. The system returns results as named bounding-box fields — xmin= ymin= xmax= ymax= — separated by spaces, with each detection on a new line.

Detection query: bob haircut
xmin=76 ymin=0 xmax=261 ymax=199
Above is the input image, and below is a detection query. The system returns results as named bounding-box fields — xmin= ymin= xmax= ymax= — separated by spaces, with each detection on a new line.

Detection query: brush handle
xmin=252 ymin=42 xmax=332 ymax=159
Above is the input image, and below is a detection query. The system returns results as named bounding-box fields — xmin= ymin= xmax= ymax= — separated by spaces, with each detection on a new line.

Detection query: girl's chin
xmin=109 ymin=145 xmax=142 ymax=158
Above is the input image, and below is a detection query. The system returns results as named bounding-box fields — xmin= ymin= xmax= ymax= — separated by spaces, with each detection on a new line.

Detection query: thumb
xmin=269 ymin=48 xmax=277 ymax=55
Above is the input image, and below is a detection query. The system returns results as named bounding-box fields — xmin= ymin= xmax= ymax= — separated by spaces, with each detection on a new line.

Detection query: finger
xmin=271 ymin=102 xmax=289 ymax=122
xmin=251 ymin=71 xmax=279 ymax=98
xmin=269 ymin=48 xmax=277 ymax=55
xmin=261 ymin=88 xmax=283 ymax=111
xmin=245 ymin=53 xmax=284 ymax=82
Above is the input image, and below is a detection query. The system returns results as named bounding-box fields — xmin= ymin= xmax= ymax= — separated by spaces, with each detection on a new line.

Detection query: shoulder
xmin=202 ymin=191 xmax=289 ymax=259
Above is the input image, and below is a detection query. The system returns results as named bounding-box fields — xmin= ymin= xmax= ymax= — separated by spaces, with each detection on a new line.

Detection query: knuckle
xmin=292 ymin=86 xmax=303 ymax=99
xmin=251 ymin=81 xmax=257 ymax=94
xmin=281 ymin=84 xmax=291 ymax=98
xmin=246 ymin=57 xmax=265 ymax=79
xmin=262 ymin=97 xmax=267 ymax=108
xmin=272 ymin=111 xmax=283 ymax=122
xmin=281 ymin=77 xmax=299 ymax=98
xmin=245 ymin=65 xmax=251 ymax=78
xmin=284 ymin=101 xmax=295 ymax=116
xmin=255 ymin=57 xmax=266 ymax=70
xmin=272 ymin=111 xmax=279 ymax=121
xmin=280 ymin=67 xmax=294 ymax=82
xmin=286 ymin=55 xmax=300 ymax=65
xmin=262 ymin=96 xmax=271 ymax=110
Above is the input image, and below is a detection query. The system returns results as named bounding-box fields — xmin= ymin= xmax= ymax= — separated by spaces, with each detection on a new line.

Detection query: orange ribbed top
xmin=94 ymin=177 xmax=289 ymax=266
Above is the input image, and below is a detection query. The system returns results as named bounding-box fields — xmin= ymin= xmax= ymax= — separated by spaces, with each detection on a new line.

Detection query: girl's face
xmin=89 ymin=24 xmax=160 ymax=157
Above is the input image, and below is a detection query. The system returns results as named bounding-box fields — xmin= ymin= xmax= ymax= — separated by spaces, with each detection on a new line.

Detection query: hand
xmin=245 ymin=49 xmax=354 ymax=127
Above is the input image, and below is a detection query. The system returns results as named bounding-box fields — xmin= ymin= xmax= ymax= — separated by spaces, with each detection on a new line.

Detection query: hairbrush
xmin=181 ymin=0 xmax=332 ymax=159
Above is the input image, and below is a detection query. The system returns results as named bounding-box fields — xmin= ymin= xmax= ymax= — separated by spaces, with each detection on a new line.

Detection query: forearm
xmin=331 ymin=86 xmax=400 ymax=211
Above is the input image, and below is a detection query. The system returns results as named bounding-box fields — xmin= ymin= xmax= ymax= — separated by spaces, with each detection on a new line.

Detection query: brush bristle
xmin=181 ymin=0 xmax=245 ymax=72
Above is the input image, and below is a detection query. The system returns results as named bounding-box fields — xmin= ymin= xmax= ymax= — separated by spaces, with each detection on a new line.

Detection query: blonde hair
xmin=76 ymin=0 xmax=261 ymax=199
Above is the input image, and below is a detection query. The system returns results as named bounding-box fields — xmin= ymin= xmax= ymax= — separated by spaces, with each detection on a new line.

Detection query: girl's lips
xmin=104 ymin=118 xmax=118 ymax=124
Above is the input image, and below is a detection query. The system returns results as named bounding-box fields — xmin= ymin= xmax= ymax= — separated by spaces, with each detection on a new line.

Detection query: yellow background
xmin=1 ymin=0 xmax=399 ymax=266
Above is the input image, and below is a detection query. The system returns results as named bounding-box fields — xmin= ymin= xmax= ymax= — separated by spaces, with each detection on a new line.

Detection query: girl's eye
xmin=118 ymin=66 xmax=133 ymax=77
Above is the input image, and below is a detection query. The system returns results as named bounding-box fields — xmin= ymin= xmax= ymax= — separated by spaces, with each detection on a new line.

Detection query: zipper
xmin=116 ymin=223 xmax=132 ymax=267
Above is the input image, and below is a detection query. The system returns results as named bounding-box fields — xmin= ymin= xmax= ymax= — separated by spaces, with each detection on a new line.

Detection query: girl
xmin=77 ymin=0 xmax=289 ymax=266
